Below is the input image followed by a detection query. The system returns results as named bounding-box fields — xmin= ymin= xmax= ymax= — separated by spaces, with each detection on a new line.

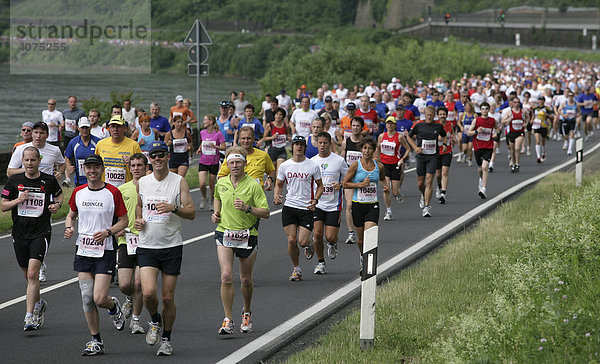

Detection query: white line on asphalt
xmin=216 ymin=143 xmax=600 ymax=364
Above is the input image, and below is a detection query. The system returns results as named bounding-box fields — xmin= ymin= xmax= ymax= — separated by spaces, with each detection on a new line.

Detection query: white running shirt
xmin=290 ymin=109 xmax=319 ymax=137
xmin=9 ymin=142 xmax=65 ymax=175
xmin=277 ymin=158 xmax=321 ymax=210
xmin=311 ymin=153 xmax=348 ymax=212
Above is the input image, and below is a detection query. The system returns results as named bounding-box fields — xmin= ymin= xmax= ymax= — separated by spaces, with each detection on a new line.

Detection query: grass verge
xmin=286 ymin=172 xmax=600 ymax=363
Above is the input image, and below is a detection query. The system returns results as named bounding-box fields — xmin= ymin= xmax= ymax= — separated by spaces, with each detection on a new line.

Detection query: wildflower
xmin=538 ymin=346 xmax=544 ymax=351
xmin=540 ymin=338 xmax=547 ymax=343
xmin=562 ymin=295 xmax=567 ymax=299
xmin=564 ymin=319 xmax=569 ymax=323
xmin=573 ymin=314 xmax=578 ymax=319
xmin=586 ymin=333 xmax=591 ymax=337
xmin=554 ymin=288 xmax=560 ymax=291
xmin=558 ymin=281 xmax=564 ymax=285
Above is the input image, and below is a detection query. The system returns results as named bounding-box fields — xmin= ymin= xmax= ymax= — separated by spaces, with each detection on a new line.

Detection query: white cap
xmin=78 ymin=117 xmax=91 ymax=128
xmin=391 ymin=77 xmax=398 ymax=83
xmin=369 ymin=97 xmax=376 ymax=103
xmin=175 ymin=95 xmax=184 ymax=101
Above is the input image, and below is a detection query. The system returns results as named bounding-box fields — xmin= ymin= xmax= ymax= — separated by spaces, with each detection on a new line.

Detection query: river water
xmin=0 ymin=65 xmax=260 ymax=151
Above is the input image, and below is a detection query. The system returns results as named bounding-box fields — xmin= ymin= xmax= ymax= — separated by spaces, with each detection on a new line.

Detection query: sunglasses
xmin=480 ymin=107 xmax=490 ymax=110
xmin=22 ymin=128 xmax=32 ymax=132
xmin=48 ymin=103 xmax=56 ymax=105
xmin=149 ymin=152 xmax=167 ymax=159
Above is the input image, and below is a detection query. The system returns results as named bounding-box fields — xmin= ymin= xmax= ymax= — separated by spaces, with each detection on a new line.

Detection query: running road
xmin=0 ymin=136 xmax=596 ymax=363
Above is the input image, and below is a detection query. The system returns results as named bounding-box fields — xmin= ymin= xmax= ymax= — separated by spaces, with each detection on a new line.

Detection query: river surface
xmin=0 ymin=65 xmax=260 ymax=151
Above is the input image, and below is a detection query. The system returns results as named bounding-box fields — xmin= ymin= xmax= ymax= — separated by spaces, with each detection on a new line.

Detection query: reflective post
xmin=360 ymin=226 xmax=378 ymax=350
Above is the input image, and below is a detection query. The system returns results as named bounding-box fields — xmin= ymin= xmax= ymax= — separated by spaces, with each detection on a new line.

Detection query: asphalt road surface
xmin=1 ymin=134 xmax=597 ymax=363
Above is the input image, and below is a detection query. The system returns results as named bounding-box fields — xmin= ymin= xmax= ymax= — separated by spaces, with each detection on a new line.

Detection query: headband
xmin=227 ymin=153 xmax=246 ymax=162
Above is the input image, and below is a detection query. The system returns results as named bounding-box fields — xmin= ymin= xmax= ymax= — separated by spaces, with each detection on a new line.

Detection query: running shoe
xmin=156 ymin=338 xmax=173 ymax=356
xmin=422 ymin=206 xmax=431 ymax=217
xmin=542 ymin=153 xmax=546 ymax=161
xmin=488 ymin=163 xmax=494 ymax=173
xmin=121 ymin=296 xmax=133 ymax=320
xmin=567 ymin=150 xmax=573 ymax=155
xmin=146 ymin=320 xmax=162 ymax=345
xmin=419 ymin=194 xmax=425 ymax=209
xmin=383 ymin=211 xmax=392 ymax=221
xmin=345 ymin=231 xmax=357 ymax=245
xmin=478 ymin=187 xmax=487 ymax=199
xmin=23 ymin=315 xmax=38 ymax=331
xmin=515 ymin=164 xmax=520 ymax=173
xmin=240 ymin=312 xmax=252 ymax=333
xmin=199 ymin=198 xmax=206 ymax=210
xmin=457 ymin=154 xmax=463 ymax=163
xmin=304 ymin=243 xmax=314 ymax=260
xmin=537 ymin=158 xmax=541 ymax=164
xmin=563 ymin=142 xmax=568 ymax=150
xmin=33 ymin=298 xmax=47 ymax=329
xmin=435 ymin=187 xmax=441 ymax=199
xmin=218 ymin=317 xmax=235 ymax=335
xmin=526 ymin=147 xmax=531 ymax=156
xmin=313 ymin=262 xmax=326 ymax=275
xmin=395 ymin=193 xmax=404 ymax=204
xmin=81 ymin=338 xmax=104 ymax=356
xmin=38 ymin=262 xmax=47 ymax=282
xmin=130 ymin=317 xmax=145 ymax=334
xmin=467 ymin=159 xmax=472 ymax=167
xmin=478 ymin=178 xmax=483 ymax=189
xmin=510 ymin=164 xmax=516 ymax=173
xmin=289 ymin=267 xmax=302 ymax=281
xmin=439 ymin=193 xmax=446 ymax=204
xmin=327 ymin=242 xmax=337 ymax=260
xmin=108 ymin=297 xmax=126 ymax=331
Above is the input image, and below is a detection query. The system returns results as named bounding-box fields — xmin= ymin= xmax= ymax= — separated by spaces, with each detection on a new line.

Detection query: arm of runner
xmin=211 ymin=198 xmax=221 ymax=224
xmin=342 ymin=162 xmax=368 ymax=189
xmin=134 ymin=194 xmax=145 ymax=231
xmin=466 ymin=121 xmax=477 ymax=137
xmin=65 ymin=158 xmax=75 ymax=181
xmin=309 ymin=178 xmax=324 ymax=210
xmin=273 ymin=178 xmax=284 ymax=205
xmin=377 ymin=161 xmax=389 ymax=192
xmin=48 ymin=192 xmax=63 ymax=214
xmin=174 ymin=178 xmax=195 ymax=220
xmin=405 ymin=131 xmax=420 ymax=154
xmin=93 ymin=213 xmax=128 ymax=243
xmin=64 ymin=209 xmax=77 ymax=239
xmin=0 ymin=192 xmax=28 ymax=212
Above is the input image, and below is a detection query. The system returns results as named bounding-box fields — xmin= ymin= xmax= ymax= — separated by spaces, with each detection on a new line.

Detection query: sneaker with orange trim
xmin=218 ymin=317 xmax=234 ymax=335
xmin=240 ymin=312 xmax=252 ymax=333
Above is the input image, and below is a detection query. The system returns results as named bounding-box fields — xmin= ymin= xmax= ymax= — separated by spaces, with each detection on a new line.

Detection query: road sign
xmin=188 ymin=45 xmax=209 ymax=64
xmin=188 ymin=63 xmax=209 ymax=76
xmin=360 ymin=226 xmax=378 ymax=350
xmin=185 ymin=19 xmax=213 ymax=45
xmin=576 ymin=138 xmax=583 ymax=187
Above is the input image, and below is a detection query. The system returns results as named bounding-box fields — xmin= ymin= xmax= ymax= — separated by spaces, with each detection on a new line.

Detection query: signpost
xmin=184 ymin=19 xmax=212 ymax=128
xmin=359 ymin=226 xmax=378 ymax=350
xmin=576 ymin=138 xmax=583 ymax=187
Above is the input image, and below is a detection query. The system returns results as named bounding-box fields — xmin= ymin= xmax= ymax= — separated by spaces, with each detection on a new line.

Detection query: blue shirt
xmin=577 ymin=93 xmax=597 ymax=114
xmin=305 ymin=135 xmax=319 ymax=158
xmin=374 ymin=102 xmax=388 ymax=118
xmin=404 ymin=104 xmax=420 ymax=119
xmin=150 ymin=116 xmax=171 ymax=140
xmin=311 ymin=99 xmax=325 ymax=111
xmin=217 ymin=116 xmax=235 ymax=144
xmin=237 ymin=117 xmax=264 ymax=141
xmin=426 ymin=100 xmax=445 ymax=109
xmin=64 ymin=134 xmax=101 ymax=185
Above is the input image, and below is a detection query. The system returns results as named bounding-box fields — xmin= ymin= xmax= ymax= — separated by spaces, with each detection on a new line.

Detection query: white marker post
xmin=576 ymin=138 xmax=583 ymax=187
xmin=360 ymin=226 xmax=378 ymax=350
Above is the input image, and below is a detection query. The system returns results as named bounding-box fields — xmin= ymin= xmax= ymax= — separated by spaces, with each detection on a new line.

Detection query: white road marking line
xmin=216 ymin=142 xmax=600 ymax=364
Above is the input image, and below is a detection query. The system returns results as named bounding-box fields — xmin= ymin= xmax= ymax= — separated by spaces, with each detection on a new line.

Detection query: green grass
xmin=287 ymin=172 xmax=600 ymax=363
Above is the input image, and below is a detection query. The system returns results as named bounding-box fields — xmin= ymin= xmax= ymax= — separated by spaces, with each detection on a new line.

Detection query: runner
xmin=577 ymin=86 xmax=598 ymax=140
xmin=95 ymin=115 xmax=142 ymax=187
xmin=502 ymin=97 xmax=529 ymax=173
xmin=467 ymin=102 xmax=499 ymax=199
xmin=211 ymin=146 xmax=270 ymax=334
xmin=259 ymin=107 xmax=290 ymax=177
xmin=12 ymin=121 xmax=34 ymax=153
xmin=342 ymin=137 xmax=387 ymax=262
xmin=116 ymin=153 xmax=147 ymax=335
xmin=305 ymin=118 xmax=324 ymax=159
xmin=234 ymin=104 xmax=264 ymax=145
xmin=531 ymin=95 xmax=555 ymax=163
xmin=64 ymin=118 xmax=101 ymax=187
xmin=135 ymin=141 xmax=196 ymax=356
xmin=164 ymin=115 xmax=192 ymax=177
xmin=1 ymin=146 xmax=62 ymax=331
xmin=218 ymin=126 xmax=275 ymax=191
xmin=559 ymin=91 xmax=578 ymax=155
xmin=131 ymin=112 xmax=158 ymax=162
xmin=457 ymin=101 xmax=475 ymax=166
xmin=406 ymin=106 xmax=447 ymax=217
xmin=290 ymin=96 xmax=319 ymax=138
xmin=435 ymin=107 xmax=453 ymax=204
xmin=377 ymin=116 xmax=409 ymax=220
xmin=339 ymin=116 xmax=365 ymax=244
xmin=64 ymin=154 xmax=129 ymax=356
xmin=274 ymin=135 xmax=323 ymax=281
xmin=310 ymin=132 xmax=348 ymax=274
xmin=216 ymin=101 xmax=236 ymax=162
xmin=197 ymin=114 xmax=226 ymax=209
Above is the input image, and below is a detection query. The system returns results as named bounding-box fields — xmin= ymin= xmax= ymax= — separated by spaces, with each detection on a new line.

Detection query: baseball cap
xmin=392 ymin=77 xmax=398 ymax=83
xmin=83 ymin=154 xmax=104 ymax=166
xmin=346 ymin=102 xmax=356 ymax=110
xmin=369 ymin=98 xmax=376 ymax=103
xmin=280 ymin=89 xmax=286 ymax=94
xmin=33 ymin=121 xmax=49 ymax=132
xmin=301 ymin=84 xmax=307 ymax=89
xmin=291 ymin=135 xmax=306 ymax=145
xmin=219 ymin=100 xmax=230 ymax=107
xmin=385 ymin=116 xmax=397 ymax=124
xmin=78 ymin=117 xmax=91 ymax=128
xmin=396 ymin=104 xmax=405 ymax=110
xmin=108 ymin=115 xmax=126 ymax=126
xmin=22 ymin=121 xmax=34 ymax=129
xmin=325 ymin=96 xmax=333 ymax=102
xmin=175 ymin=95 xmax=184 ymax=102
xmin=148 ymin=141 xmax=169 ymax=154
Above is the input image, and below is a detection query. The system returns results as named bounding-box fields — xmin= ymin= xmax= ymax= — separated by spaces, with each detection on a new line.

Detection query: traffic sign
xmin=185 ymin=19 xmax=212 ymax=45
xmin=188 ymin=63 xmax=209 ymax=76
xmin=188 ymin=45 xmax=209 ymax=64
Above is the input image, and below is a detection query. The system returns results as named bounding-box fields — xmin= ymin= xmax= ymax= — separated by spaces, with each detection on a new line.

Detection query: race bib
xmin=380 ymin=140 xmax=396 ymax=156
xmin=476 ymin=127 xmax=492 ymax=141
xmin=173 ymin=111 xmax=183 ymax=118
xmin=447 ymin=111 xmax=456 ymax=120
xmin=298 ymin=120 xmax=311 ymax=132
xmin=65 ymin=119 xmax=77 ymax=132
xmin=532 ymin=118 xmax=542 ymax=129
xmin=145 ymin=196 xmax=171 ymax=223
xmin=566 ymin=109 xmax=576 ymax=118
xmin=48 ymin=126 xmax=59 ymax=141
xmin=272 ymin=133 xmax=287 ymax=148
xmin=321 ymin=182 xmax=336 ymax=201
xmin=242 ymin=123 xmax=256 ymax=130
xmin=346 ymin=150 xmax=362 ymax=164
xmin=76 ymin=233 xmax=106 ymax=258
xmin=357 ymin=182 xmax=377 ymax=203
xmin=584 ymin=100 xmax=593 ymax=108
xmin=223 ymin=229 xmax=251 ymax=249
xmin=77 ymin=159 xmax=86 ymax=177
xmin=125 ymin=233 xmax=138 ymax=255
xmin=421 ymin=139 xmax=437 ymax=155
xmin=172 ymin=138 xmax=187 ymax=153
xmin=17 ymin=191 xmax=45 ymax=217
xmin=511 ymin=119 xmax=524 ymax=131
xmin=105 ymin=167 xmax=126 ymax=186
xmin=201 ymin=140 xmax=216 ymax=155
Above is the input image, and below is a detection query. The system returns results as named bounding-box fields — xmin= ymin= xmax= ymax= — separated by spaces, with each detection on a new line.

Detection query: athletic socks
xmin=151 ymin=312 xmax=162 ymax=324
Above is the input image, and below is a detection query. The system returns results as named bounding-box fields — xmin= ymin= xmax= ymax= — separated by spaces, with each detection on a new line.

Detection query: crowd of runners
xmin=2 ymin=55 xmax=600 ymax=356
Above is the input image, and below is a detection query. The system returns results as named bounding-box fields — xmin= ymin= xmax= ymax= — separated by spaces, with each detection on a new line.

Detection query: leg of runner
xmin=383 ymin=176 xmax=393 ymax=221
xmin=239 ymin=250 xmax=257 ymax=333
xmin=467 ymin=141 xmax=473 ymax=166
xmin=514 ymin=136 xmax=523 ymax=172
xmin=198 ymin=170 xmax=208 ymax=209
xmin=131 ymin=267 xmax=144 ymax=333
xmin=313 ymin=219 xmax=326 ymax=272
xmin=177 ymin=165 xmax=188 ymax=178
xmin=343 ymin=189 xmax=356 ymax=244
xmin=440 ymin=165 xmax=449 ymax=203
xmin=508 ymin=140 xmax=516 ymax=171
xmin=535 ymin=132 xmax=542 ymax=163
xmin=284 ymin=224 xmax=302 ymax=280
xmin=217 ymin=246 xmax=235 ymax=320
xmin=208 ymin=173 xmax=217 ymax=209
xmin=140 ymin=266 xmax=163 ymax=345
xmin=424 ymin=172 xmax=434 ymax=211
xmin=22 ymin=258 xmax=43 ymax=329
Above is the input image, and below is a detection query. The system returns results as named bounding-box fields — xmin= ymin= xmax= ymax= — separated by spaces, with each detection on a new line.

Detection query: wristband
xmin=106 ymin=228 xmax=112 ymax=236
xmin=173 ymin=205 xmax=179 ymax=213
xmin=65 ymin=226 xmax=72 ymax=231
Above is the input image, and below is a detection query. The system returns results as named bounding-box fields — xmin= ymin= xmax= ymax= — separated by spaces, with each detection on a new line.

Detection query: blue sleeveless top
xmin=138 ymin=127 xmax=156 ymax=151
xmin=305 ymin=135 xmax=319 ymax=159
xmin=352 ymin=159 xmax=380 ymax=203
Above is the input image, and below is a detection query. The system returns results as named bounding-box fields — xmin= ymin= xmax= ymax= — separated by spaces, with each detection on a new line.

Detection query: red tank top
xmin=380 ymin=131 xmax=401 ymax=164
xmin=473 ymin=116 xmax=496 ymax=150
xmin=270 ymin=122 xmax=288 ymax=148
xmin=438 ymin=120 xmax=453 ymax=155
xmin=509 ymin=110 xmax=524 ymax=133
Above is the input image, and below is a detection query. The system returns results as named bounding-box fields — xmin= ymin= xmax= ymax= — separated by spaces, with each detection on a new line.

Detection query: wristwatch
xmin=106 ymin=228 xmax=112 ymax=236
xmin=173 ymin=204 xmax=179 ymax=213
xmin=246 ymin=206 xmax=252 ymax=214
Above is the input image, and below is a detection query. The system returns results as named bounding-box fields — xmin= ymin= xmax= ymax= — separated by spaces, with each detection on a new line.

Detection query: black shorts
xmin=351 ymin=201 xmax=379 ymax=227
xmin=506 ymin=131 xmax=524 ymax=143
xmin=198 ymin=163 xmax=219 ymax=175
xmin=137 ymin=246 xmax=183 ymax=276
xmin=215 ymin=230 xmax=258 ymax=259
xmin=74 ymin=249 xmax=116 ymax=275
xmin=168 ymin=153 xmax=189 ymax=169
xmin=593 ymin=110 xmax=599 ymax=118
xmin=533 ymin=127 xmax=548 ymax=138
xmin=281 ymin=205 xmax=314 ymax=230
xmin=437 ymin=153 xmax=452 ymax=169
xmin=526 ymin=122 xmax=533 ymax=132
xmin=416 ymin=154 xmax=438 ymax=176
xmin=313 ymin=208 xmax=341 ymax=227
xmin=13 ymin=235 xmax=50 ymax=268
xmin=268 ymin=146 xmax=287 ymax=162
xmin=382 ymin=163 xmax=402 ymax=180
xmin=117 ymin=244 xmax=137 ymax=269
xmin=561 ymin=119 xmax=576 ymax=135
xmin=492 ymin=133 xmax=500 ymax=143
xmin=474 ymin=148 xmax=493 ymax=166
